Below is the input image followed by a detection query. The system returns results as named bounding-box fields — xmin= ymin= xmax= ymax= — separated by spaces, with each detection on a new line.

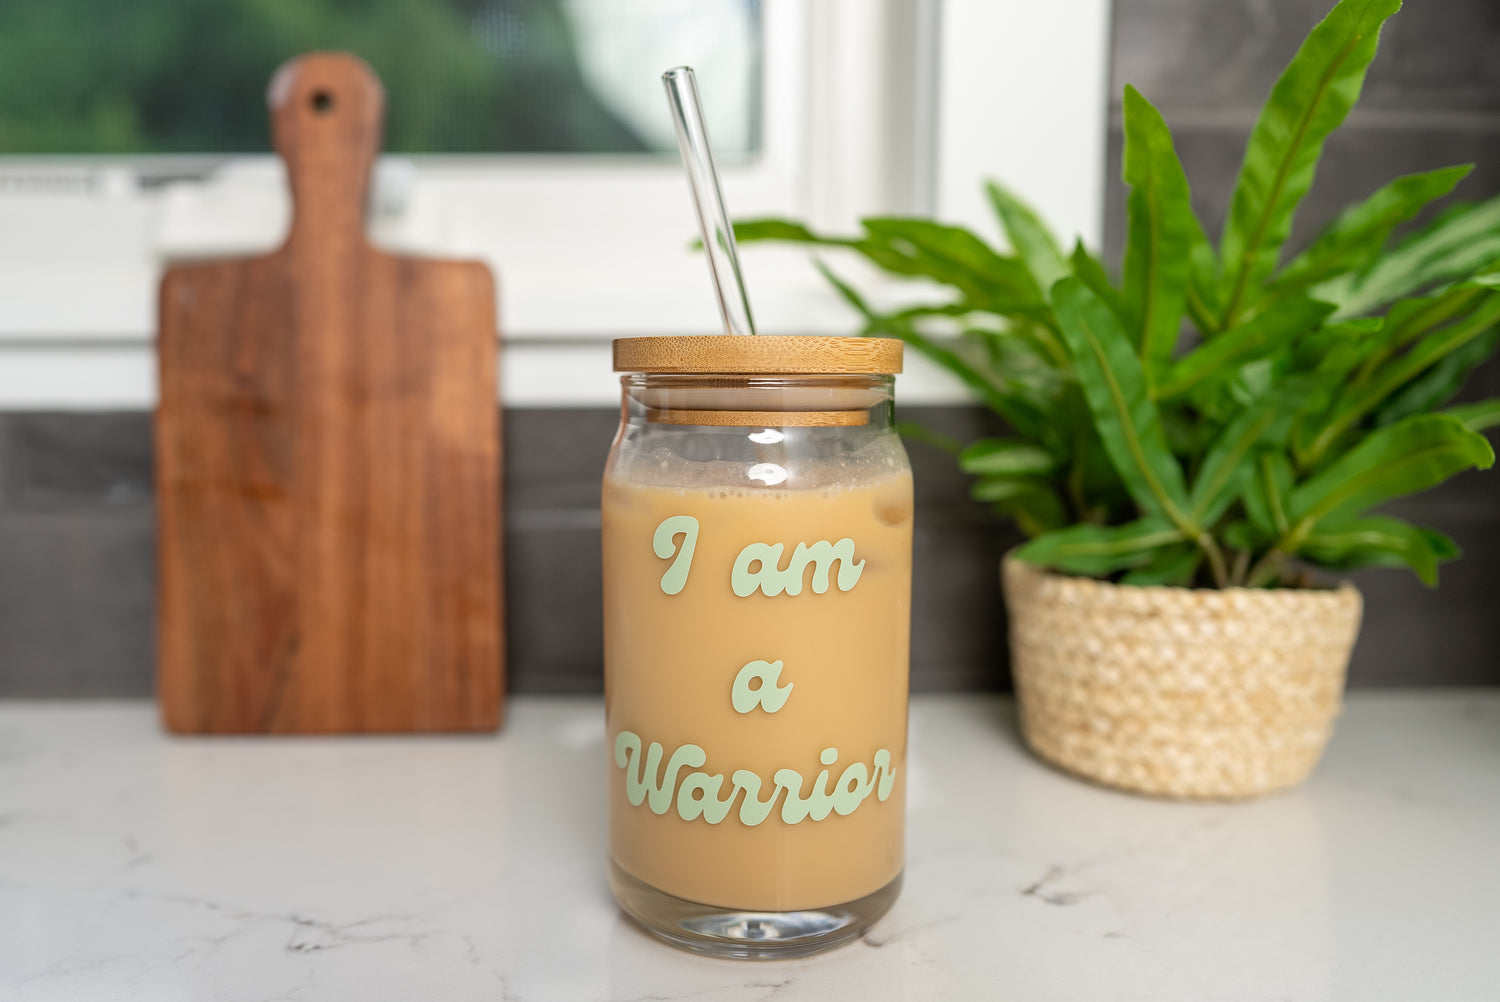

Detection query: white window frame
xmin=0 ymin=0 xmax=1111 ymax=410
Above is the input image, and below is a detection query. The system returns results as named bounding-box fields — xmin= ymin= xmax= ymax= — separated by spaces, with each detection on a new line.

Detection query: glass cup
xmin=602 ymin=335 xmax=912 ymax=959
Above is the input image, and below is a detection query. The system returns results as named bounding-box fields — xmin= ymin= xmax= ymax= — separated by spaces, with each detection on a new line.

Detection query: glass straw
xmin=662 ymin=65 xmax=758 ymax=336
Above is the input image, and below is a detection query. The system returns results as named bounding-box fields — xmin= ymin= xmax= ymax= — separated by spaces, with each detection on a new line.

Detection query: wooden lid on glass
xmin=613 ymin=335 xmax=903 ymax=375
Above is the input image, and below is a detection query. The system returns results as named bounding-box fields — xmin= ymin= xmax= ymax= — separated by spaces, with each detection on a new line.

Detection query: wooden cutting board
xmin=156 ymin=53 xmax=503 ymax=733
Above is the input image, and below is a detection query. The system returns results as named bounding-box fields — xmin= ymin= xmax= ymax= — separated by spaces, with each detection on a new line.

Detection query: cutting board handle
xmin=267 ymin=52 xmax=385 ymax=247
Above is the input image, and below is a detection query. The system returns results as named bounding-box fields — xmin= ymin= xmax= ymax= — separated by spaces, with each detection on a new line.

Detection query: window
xmin=0 ymin=0 xmax=1112 ymax=408
xmin=0 ymin=0 xmax=762 ymax=157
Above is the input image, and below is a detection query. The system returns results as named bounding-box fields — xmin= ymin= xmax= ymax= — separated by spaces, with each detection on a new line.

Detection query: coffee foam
xmin=609 ymin=436 xmax=911 ymax=497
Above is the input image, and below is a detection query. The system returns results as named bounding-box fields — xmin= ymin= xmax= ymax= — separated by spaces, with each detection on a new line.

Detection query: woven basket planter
xmin=1002 ymin=555 xmax=1364 ymax=800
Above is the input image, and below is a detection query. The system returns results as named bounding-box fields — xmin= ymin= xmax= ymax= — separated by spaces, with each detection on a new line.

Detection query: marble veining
xmin=1 ymin=693 xmax=1498 ymax=1001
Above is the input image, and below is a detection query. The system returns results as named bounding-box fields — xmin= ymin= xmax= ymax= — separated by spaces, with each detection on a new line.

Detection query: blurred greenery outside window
xmin=0 ymin=0 xmax=761 ymax=159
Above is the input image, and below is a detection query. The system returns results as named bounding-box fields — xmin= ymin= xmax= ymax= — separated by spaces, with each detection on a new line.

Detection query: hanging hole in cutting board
xmin=310 ymin=90 xmax=334 ymax=114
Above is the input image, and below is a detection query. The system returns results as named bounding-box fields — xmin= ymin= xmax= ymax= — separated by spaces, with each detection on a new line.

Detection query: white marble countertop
xmin=2 ymin=692 xmax=1497 ymax=1001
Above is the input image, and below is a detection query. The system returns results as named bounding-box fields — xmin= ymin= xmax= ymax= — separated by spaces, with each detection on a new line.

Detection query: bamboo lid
xmin=613 ymin=335 xmax=903 ymax=374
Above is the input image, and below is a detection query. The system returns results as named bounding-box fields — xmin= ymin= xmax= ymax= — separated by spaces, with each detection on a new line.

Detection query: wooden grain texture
xmin=156 ymin=53 xmax=503 ymax=733
xmin=644 ymin=408 xmax=870 ymax=427
xmin=613 ymin=335 xmax=904 ymax=374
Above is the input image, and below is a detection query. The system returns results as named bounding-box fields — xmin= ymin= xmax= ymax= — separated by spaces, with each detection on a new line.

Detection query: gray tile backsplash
xmin=1111 ymin=0 xmax=1500 ymax=114
xmin=0 ymin=407 xmax=1021 ymax=697
xmin=5 ymin=413 xmax=153 ymax=509
xmin=0 ymin=406 xmax=1494 ymax=697
xmin=0 ymin=507 xmax=155 ymax=696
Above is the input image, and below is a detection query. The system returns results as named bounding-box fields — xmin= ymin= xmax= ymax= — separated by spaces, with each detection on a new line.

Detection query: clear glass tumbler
xmin=602 ymin=335 xmax=912 ymax=959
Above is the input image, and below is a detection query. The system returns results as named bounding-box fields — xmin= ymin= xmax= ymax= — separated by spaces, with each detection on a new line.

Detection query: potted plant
xmin=733 ymin=0 xmax=1500 ymax=799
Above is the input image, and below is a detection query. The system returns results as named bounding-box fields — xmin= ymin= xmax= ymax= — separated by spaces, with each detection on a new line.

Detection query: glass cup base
xmin=608 ymin=858 xmax=902 ymax=960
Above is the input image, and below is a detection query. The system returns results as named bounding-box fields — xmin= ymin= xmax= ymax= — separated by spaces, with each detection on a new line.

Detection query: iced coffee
xmin=603 ymin=335 xmax=911 ymax=958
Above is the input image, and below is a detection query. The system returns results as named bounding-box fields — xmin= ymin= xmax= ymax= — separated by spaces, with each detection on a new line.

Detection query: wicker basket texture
xmin=1003 ymin=556 xmax=1364 ymax=799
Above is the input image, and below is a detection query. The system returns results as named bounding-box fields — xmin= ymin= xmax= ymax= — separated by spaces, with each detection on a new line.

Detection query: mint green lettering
xmin=614 ymin=733 xmax=896 ymax=826
xmin=872 ymin=749 xmax=897 ymax=801
xmin=613 ymin=730 xmax=706 ymax=814
xmin=774 ymin=768 xmax=814 ymax=824
xmin=730 ymin=537 xmax=865 ymax=597
xmin=830 ymin=762 xmax=873 ymax=815
xmin=731 ymin=543 xmax=786 ymax=597
xmin=652 ymin=515 xmax=700 ymax=595
xmin=677 ymin=772 xmax=733 ymax=823
xmin=804 ymin=748 xmax=838 ymax=822
xmin=787 ymin=539 xmax=865 ymax=595
xmin=730 ymin=769 xmax=778 ymax=826
xmin=731 ymin=660 xmax=794 ymax=713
